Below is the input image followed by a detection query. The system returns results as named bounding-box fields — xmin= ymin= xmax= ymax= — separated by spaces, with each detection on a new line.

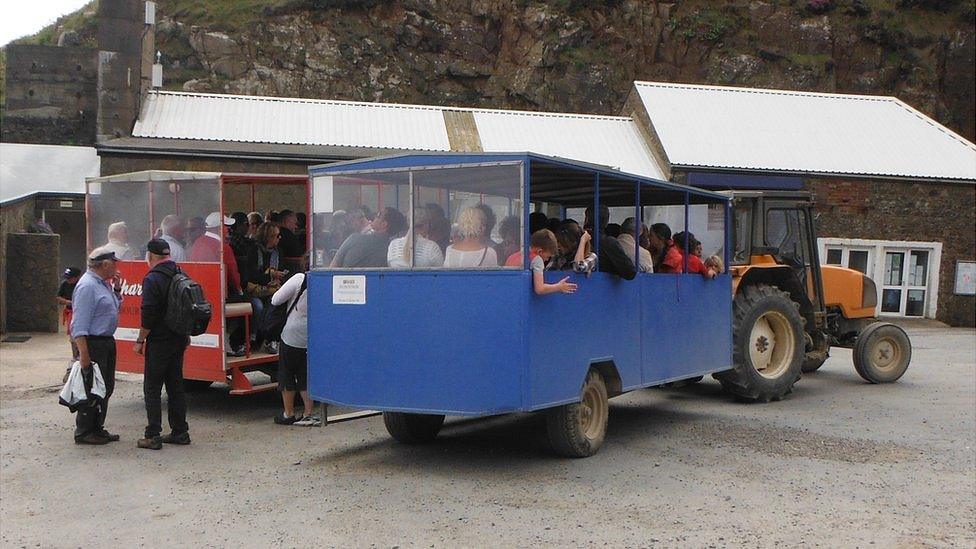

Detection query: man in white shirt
xmin=158 ymin=215 xmax=186 ymax=261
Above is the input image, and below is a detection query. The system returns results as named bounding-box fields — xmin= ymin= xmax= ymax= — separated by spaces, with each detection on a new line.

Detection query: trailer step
xmin=326 ymin=409 xmax=381 ymax=425
xmin=228 ymin=382 xmax=277 ymax=396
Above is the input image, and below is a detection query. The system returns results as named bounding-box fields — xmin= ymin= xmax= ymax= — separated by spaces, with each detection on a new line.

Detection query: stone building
xmin=623 ymin=81 xmax=976 ymax=326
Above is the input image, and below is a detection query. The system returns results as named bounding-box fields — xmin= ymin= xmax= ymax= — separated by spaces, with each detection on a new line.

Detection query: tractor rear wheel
xmin=546 ymin=369 xmax=609 ymax=458
xmin=383 ymin=412 xmax=445 ymax=443
xmin=853 ymin=322 xmax=912 ymax=383
xmin=716 ymin=284 xmax=804 ymax=402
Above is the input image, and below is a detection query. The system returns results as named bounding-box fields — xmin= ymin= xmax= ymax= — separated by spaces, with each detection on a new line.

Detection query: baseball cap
xmin=89 ymin=249 xmax=118 ymax=262
xmin=146 ymin=238 xmax=171 ymax=256
xmin=63 ymin=267 xmax=81 ymax=278
xmin=205 ymin=211 xmax=234 ymax=228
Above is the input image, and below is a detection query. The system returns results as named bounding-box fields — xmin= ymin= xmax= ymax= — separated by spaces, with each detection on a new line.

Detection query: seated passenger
xmin=387 ymin=217 xmax=444 ymax=268
xmin=474 ymin=204 xmax=498 ymax=250
xmin=583 ymin=205 xmax=637 ymax=280
xmin=278 ymin=209 xmax=306 ymax=258
xmin=648 ymin=223 xmax=683 ymax=274
xmin=673 ymin=231 xmax=717 ymax=279
xmin=158 ymin=215 xmax=186 ymax=262
xmin=524 ymin=230 xmax=576 ymax=295
xmin=101 ymin=222 xmax=137 ymax=260
xmin=444 ymin=207 xmax=498 ymax=268
xmin=495 ymin=215 xmax=521 ymax=267
xmin=424 ymin=203 xmax=451 ymax=254
xmin=551 ymin=220 xmax=580 ymax=271
xmin=529 ymin=211 xmax=548 ymax=235
xmin=705 ymin=255 xmax=725 ymax=273
xmin=604 ymin=223 xmax=622 ymax=238
xmin=331 ymin=207 xmax=407 ymax=268
xmin=617 ymin=217 xmax=654 ymax=273
xmin=243 ymin=222 xmax=286 ymax=350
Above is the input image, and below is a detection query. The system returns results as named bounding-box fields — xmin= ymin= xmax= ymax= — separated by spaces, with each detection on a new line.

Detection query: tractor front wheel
xmin=853 ymin=322 xmax=912 ymax=383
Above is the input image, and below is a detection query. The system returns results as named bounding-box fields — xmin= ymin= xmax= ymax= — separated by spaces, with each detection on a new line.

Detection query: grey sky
xmin=1 ymin=0 xmax=92 ymax=47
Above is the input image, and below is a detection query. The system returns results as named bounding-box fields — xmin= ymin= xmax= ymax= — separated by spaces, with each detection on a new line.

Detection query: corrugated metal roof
xmin=634 ymin=81 xmax=976 ymax=182
xmin=131 ymin=91 xmax=666 ymax=179
xmin=472 ymin=110 xmax=664 ymax=179
xmin=133 ymin=91 xmax=452 ymax=151
xmin=0 ymin=143 xmax=100 ymax=204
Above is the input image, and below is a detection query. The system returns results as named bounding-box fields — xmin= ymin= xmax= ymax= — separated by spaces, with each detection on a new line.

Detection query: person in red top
xmin=189 ymin=212 xmax=242 ymax=294
xmin=649 ymin=223 xmax=684 ymax=274
xmin=673 ymin=231 xmax=718 ymax=279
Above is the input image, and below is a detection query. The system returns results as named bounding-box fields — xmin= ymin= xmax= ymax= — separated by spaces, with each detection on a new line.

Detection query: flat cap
xmin=146 ymin=238 xmax=171 ymax=256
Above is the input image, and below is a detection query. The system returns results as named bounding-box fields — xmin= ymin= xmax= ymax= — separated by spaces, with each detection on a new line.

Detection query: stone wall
xmin=1 ymin=44 xmax=98 ymax=145
xmin=4 ymin=233 xmax=60 ymax=333
xmin=0 ymin=198 xmax=37 ymax=333
xmin=806 ymin=176 xmax=976 ymax=327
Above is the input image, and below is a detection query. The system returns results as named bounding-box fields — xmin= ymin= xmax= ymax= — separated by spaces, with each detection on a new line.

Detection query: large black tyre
xmin=182 ymin=380 xmax=214 ymax=392
xmin=716 ymin=284 xmax=804 ymax=402
xmin=853 ymin=322 xmax=911 ymax=383
xmin=801 ymin=354 xmax=828 ymax=373
xmin=546 ymin=369 xmax=609 ymax=458
xmin=383 ymin=412 xmax=445 ymax=444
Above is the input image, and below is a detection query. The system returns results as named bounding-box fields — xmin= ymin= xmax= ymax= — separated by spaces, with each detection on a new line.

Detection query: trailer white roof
xmin=634 ymin=81 xmax=976 ymax=182
xmin=131 ymin=91 xmax=665 ymax=179
xmin=0 ymin=143 xmax=100 ymax=205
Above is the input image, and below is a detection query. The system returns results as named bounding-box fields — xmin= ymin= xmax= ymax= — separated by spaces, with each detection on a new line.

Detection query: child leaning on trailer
xmin=505 ymin=229 xmax=580 ymax=295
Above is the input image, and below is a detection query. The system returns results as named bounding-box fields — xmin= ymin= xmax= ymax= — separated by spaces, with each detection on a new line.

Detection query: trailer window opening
xmin=312 ymin=163 xmax=523 ymax=270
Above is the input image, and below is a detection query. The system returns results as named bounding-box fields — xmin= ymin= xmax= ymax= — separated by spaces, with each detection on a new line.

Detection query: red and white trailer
xmin=85 ymin=171 xmax=309 ymax=394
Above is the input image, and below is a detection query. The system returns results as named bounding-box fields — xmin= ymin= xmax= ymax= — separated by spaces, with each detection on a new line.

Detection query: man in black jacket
xmin=135 ymin=239 xmax=191 ymax=450
xmin=584 ymin=205 xmax=637 ymax=280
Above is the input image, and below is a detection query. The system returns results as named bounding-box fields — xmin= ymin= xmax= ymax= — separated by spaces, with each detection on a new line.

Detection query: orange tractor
xmin=712 ymin=191 xmax=912 ymax=401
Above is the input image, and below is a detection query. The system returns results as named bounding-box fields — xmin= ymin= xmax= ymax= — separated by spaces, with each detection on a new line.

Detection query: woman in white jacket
xmin=270 ymin=268 xmax=318 ymax=426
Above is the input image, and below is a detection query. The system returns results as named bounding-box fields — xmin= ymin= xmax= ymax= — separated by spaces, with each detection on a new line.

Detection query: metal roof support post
xmin=725 ymin=200 xmax=732 ymax=274
xmin=683 ymin=190 xmax=690 ymax=274
xmin=408 ymin=171 xmax=415 ymax=269
xmin=634 ymin=181 xmax=641 ymax=272
xmin=594 ymin=172 xmax=601 ymax=259
xmin=523 ymin=158 xmax=531 ymax=270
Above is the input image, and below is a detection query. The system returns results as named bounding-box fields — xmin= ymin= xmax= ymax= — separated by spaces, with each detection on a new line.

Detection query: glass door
xmin=881 ymin=249 xmax=930 ymax=317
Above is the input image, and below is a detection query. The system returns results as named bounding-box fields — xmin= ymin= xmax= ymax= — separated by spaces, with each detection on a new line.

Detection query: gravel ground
xmin=1 ymin=321 xmax=973 ymax=548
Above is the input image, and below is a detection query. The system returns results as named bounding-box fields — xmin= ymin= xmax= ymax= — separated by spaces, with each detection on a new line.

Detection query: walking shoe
xmin=226 ymin=346 xmax=245 ymax=357
xmin=265 ymin=341 xmax=279 ymax=355
xmin=75 ymin=433 xmax=110 ymax=445
xmin=160 ymin=432 xmax=191 ymax=445
xmin=137 ymin=436 xmax=163 ymax=450
xmin=98 ymin=429 xmax=121 ymax=442
xmin=294 ymin=414 xmax=322 ymax=427
xmin=274 ymin=413 xmax=298 ymax=425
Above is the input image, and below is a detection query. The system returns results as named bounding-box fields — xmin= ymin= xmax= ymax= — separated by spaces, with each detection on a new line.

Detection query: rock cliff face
xmin=14 ymin=0 xmax=976 ymax=140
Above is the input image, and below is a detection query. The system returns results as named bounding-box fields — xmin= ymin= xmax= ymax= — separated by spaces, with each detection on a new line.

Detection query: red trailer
xmin=85 ymin=171 xmax=309 ymax=394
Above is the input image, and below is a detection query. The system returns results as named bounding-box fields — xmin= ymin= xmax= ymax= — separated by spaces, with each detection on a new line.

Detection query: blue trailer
xmin=306 ymin=153 xmax=734 ymax=456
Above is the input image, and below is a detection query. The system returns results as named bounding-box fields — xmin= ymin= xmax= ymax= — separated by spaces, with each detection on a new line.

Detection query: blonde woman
xmin=444 ymin=207 xmax=498 ymax=268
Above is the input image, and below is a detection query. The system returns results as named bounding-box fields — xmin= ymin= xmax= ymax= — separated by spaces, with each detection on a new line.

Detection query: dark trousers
xmin=74 ymin=337 xmax=116 ymax=440
xmin=143 ymin=337 xmax=189 ymax=438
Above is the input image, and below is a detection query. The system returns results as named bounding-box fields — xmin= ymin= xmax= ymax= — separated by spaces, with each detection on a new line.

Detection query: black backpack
xmin=262 ymin=276 xmax=307 ymax=342
xmin=160 ymin=266 xmax=212 ymax=336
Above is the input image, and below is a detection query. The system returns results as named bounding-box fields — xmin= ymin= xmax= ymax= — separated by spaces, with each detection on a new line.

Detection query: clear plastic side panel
xmin=311 ymin=172 xmax=409 ymax=269
xmin=149 ymin=178 xmax=220 ymax=262
xmin=413 ymin=163 xmax=522 ymax=269
xmin=88 ymin=180 xmax=150 ymax=259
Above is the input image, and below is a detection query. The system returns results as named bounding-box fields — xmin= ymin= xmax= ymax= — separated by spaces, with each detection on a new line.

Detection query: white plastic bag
xmin=58 ymin=361 xmax=107 ymax=411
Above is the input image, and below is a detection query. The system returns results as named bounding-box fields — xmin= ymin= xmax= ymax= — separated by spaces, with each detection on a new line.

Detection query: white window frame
xmin=818 ymin=238 xmax=942 ymax=319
